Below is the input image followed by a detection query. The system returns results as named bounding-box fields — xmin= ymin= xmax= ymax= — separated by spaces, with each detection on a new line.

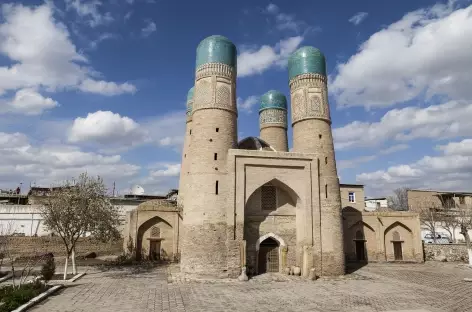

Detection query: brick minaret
xmin=259 ymin=90 xmax=288 ymax=152
xmin=288 ymin=46 xmax=344 ymax=275
xmin=180 ymin=35 xmax=238 ymax=277
xmin=177 ymin=86 xmax=194 ymax=207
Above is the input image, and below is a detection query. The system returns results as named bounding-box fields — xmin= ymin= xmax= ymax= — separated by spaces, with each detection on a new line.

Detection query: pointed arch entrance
xmin=255 ymin=233 xmax=286 ymax=274
xmin=136 ymin=216 xmax=172 ymax=261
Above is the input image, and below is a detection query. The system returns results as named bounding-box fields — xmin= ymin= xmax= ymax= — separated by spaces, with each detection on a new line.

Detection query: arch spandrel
xmin=245 ymin=178 xmax=301 ymax=206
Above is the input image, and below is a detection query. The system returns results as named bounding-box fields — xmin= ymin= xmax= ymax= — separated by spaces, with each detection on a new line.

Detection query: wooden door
xmin=149 ymin=241 xmax=160 ymax=261
xmin=258 ymin=245 xmax=279 ymax=273
xmin=355 ymin=241 xmax=366 ymax=261
xmin=393 ymin=242 xmax=403 ymax=260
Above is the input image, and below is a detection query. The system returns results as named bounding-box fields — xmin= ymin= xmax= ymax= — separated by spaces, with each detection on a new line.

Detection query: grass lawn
xmin=0 ymin=282 xmax=50 ymax=312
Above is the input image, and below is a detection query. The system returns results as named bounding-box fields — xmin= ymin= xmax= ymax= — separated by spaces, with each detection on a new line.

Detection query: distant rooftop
xmin=339 ymin=183 xmax=364 ymax=188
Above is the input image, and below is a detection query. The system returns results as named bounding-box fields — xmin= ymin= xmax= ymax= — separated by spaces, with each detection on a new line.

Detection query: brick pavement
xmin=30 ymin=262 xmax=472 ymax=312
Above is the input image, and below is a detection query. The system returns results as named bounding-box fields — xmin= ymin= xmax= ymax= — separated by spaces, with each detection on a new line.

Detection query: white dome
xmin=130 ymin=185 xmax=145 ymax=195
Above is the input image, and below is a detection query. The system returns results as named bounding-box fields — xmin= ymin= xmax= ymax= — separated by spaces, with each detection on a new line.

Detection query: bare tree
xmin=387 ymin=187 xmax=410 ymax=211
xmin=418 ymin=201 xmax=440 ymax=243
xmin=40 ymin=173 xmax=121 ymax=279
xmin=454 ymin=203 xmax=472 ymax=265
xmin=0 ymin=222 xmax=44 ymax=287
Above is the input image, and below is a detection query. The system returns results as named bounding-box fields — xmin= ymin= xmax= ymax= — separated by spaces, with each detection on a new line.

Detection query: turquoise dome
xmin=196 ymin=35 xmax=237 ymax=69
xmin=259 ymin=90 xmax=287 ymax=112
xmin=288 ymin=46 xmax=326 ymax=79
xmin=186 ymin=86 xmax=194 ymax=116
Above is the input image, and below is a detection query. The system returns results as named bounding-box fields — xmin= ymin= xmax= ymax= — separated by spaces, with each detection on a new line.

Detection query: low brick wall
xmin=424 ymin=243 xmax=469 ymax=262
xmin=3 ymin=236 xmax=123 ymax=259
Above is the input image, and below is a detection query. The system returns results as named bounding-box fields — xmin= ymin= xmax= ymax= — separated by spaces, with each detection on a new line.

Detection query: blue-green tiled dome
xmin=186 ymin=86 xmax=194 ymax=116
xmin=196 ymin=35 xmax=237 ymax=69
xmin=259 ymin=90 xmax=287 ymax=112
xmin=288 ymin=46 xmax=326 ymax=79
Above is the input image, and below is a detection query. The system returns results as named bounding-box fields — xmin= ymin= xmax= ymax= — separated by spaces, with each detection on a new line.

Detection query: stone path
xmin=29 ymin=262 xmax=472 ymax=312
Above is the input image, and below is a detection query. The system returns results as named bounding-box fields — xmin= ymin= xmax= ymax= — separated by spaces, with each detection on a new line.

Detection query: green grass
xmin=0 ymin=282 xmax=49 ymax=312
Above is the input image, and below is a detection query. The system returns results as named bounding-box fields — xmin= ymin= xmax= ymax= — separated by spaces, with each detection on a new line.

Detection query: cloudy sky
xmin=0 ymin=0 xmax=471 ymax=197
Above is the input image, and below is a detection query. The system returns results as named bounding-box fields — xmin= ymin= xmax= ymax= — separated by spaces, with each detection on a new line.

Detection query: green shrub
xmin=0 ymin=283 xmax=48 ymax=312
xmin=40 ymin=256 xmax=56 ymax=282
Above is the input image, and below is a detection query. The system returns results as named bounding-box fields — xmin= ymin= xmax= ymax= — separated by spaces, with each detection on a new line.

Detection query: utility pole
xmin=113 ymin=181 xmax=116 ymax=197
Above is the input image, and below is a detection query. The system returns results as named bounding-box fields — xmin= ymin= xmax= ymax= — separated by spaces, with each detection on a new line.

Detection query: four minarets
xmin=178 ymin=36 xmax=343 ymax=276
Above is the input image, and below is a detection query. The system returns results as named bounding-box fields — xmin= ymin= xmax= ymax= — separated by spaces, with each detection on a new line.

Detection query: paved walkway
xmin=30 ymin=262 xmax=472 ymax=312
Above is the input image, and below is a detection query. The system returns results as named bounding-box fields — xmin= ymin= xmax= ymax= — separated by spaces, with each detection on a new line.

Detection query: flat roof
xmin=408 ymin=189 xmax=472 ymax=196
xmin=339 ymin=183 xmax=364 ymax=188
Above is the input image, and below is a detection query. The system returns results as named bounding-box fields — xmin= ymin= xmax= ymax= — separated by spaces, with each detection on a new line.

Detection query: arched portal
xmin=136 ymin=216 xmax=172 ymax=261
xmin=243 ymin=178 xmax=298 ymax=275
xmin=384 ymin=221 xmax=412 ymax=261
xmin=256 ymin=233 xmax=286 ymax=274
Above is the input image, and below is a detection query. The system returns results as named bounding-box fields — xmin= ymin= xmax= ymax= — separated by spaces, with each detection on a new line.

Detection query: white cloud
xmin=0 ymin=3 xmax=135 ymax=98
xmin=1 ymin=88 xmax=58 ymax=115
xmin=237 ymin=96 xmax=259 ymax=113
xmin=337 ymin=144 xmax=408 ymax=170
xmin=349 ymin=12 xmax=368 ymax=25
xmin=150 ymin=163 xmax=180 ymax=177
xmin=79 ymin=79 xmax=136 ymax=96
xmin=143 ymin=110 xmax=186 ymax=151
xmin=437 ymin=139 xmax=472 ymax=156
xmin=68 ymin=111 xmax=147 ymax=145
xmin=89 ymin=33 xmax=115 ymax=49
xmin=142 ymin=20 xmax=156 ymax=37
xmin=333 ymin=100 xmax=472 ymax=150
xmin=64 ymin=0 xmax=113 ymax=27
xmin=331 ymin=2 xmax=472 ymax=108
xmin=263 ymin=3 xmax=311 ymax=33
xmin=265 ymin=3 xmax=279 ymax=14
xmin=357 ymin=139 xmax=472 ymax=195
xmin=238 ymin=36 xmax=303 ymax=77
xmin=0 ymin=131 xmax=140 ymax=191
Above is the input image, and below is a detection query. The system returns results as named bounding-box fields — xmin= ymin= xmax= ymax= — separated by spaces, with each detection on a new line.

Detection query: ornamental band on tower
xmin=259 ymin=90 xmax=288 ymax=152
xmin=180 ymin=35 xmax=238 ymax=277
xmin=288 ymin=46 xmax=345 ymax=275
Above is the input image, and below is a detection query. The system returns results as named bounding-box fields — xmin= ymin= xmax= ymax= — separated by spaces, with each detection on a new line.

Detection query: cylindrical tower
xmin=181 ymin=35 xmax=238 ymax=277
xmin=177 ymin=86 xmax=194 ymax=207
xmin=288 ymin=46 xmax=344 ymax=275
xmin=259 ymin=90 xmax=288 ymax=152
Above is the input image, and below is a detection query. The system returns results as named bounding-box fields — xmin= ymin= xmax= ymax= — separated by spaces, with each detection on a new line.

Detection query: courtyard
xmin=28 ymin=262 xmax=472 ymax=312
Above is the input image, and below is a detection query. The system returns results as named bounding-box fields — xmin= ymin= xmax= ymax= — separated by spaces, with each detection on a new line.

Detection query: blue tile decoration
xmin=259 ymin=90 xmax=287 ymax=112
xmin=186 ymin=86 xmax=194 ymax=116
xmin=196 ymin=35 xmax=237 ymax=69
xmin=288 ymin=46 xmax=326 ymax=79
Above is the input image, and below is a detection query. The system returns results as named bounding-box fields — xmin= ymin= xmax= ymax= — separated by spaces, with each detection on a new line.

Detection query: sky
xmin=0 ymin=0 xmax=472 ymax=197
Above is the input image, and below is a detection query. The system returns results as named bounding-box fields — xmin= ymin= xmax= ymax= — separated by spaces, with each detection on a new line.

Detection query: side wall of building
xmin=342 ymin=211 xmax=423 ymax=263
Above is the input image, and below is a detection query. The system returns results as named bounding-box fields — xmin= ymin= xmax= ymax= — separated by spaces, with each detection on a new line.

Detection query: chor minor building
xmin=124 ymin=35 xmax=423 ymax=279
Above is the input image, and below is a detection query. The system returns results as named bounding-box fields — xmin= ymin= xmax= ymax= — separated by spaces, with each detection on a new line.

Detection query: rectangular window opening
xmin=215 ymin=181 xmax=219 ymax=195
xmin=325 ymin=157 xmax=327 ymax=164
xmin=189 ymin=129 xmax=192 ymax=135
xmin=349 ymin=192 xmax=356 ymax=203
xmin=214 ymin=153 xmax=218 ymax=160
xmin=325 ymin=184 xmax=328 ymax=198
xmin=216 ymin=128 xmax=219 ymax=132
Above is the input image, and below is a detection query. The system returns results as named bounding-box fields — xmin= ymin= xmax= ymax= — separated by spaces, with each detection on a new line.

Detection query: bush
xmin=40 ymin=256 xmax=56 ymax=282
xmin=0 ymin=282 xmax=48 ymax=312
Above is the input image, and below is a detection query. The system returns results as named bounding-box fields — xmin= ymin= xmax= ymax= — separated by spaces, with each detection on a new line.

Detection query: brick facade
xmin=4 ymin=236 xmax=123 ymax=259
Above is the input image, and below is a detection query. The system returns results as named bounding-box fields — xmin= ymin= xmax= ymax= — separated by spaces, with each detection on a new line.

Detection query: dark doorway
xmin=258 ymin=237 xmax=279 ymax=273
xmin=393 ymin=242 xmax=403 ymax=260
xmin=355 ymin=241 xmax=366 ymax=261
xmin=149 ymin=240 xmax=161 ymax=261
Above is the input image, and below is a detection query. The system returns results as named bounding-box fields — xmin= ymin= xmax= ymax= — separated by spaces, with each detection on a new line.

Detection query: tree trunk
xmin=72 ymin=248 xmax=77 ymax=275
xmin=63 ymin=256 xmax=69 ymax=280
xmin=460 ymin=226 xmax=472 ymax=266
